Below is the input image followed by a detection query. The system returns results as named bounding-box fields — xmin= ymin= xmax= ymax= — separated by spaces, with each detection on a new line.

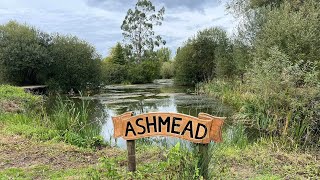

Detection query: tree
xmin=48 ymin=35 xmax=101 ymax=91
xmin=254 ymin=0 xmax=320 ymax=68
xmin=174 ymin=27 xmax=232 ymax=85
xmin=0 ymin=21 xmax=52 ymax=85
xmin=110 ymin=42 xmax=126 ymax=65
xmin=101 ymin=43 xmax=127 ymax=84
xmin=232 ymin=39 xmax=252 ymax=81
xmin=156 ymin=47 xmax=171 ymax=63
xmin=121 ymin=0 xmax=165 ymax=63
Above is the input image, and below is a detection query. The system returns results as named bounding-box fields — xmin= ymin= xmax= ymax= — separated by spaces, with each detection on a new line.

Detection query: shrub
xmin=160 ymin=61 xmax=175 ymax=79
xmin=101 ymin=61 xmax=127 ymax=85
xmin=48 ymin=35 xmax=102 ymax=92
xmin=174 ymin=27 xmax=232 ymax=85
xmin=0 ymin=21 xmax=102 ymax=92
xmin=0 ymin=21 xmax=51 ymax=85
xmin=242 ymin=47 xmax=320 ymax=145
xmin=128 ymin=60 xmax=160 ymax=84
xmin=254 ymin=0 xmax=320 ymax=69
xmin=201 ymin=47 xmax=320 ymax=146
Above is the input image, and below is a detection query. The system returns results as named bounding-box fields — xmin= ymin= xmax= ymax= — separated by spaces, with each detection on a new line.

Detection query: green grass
xmin=200 ymin=80 xmax=320 ymax=148
xmin=1 ymin=85 xmax=319 ymax=179
xmin=0 ymin=164 xmax=94 ymax=179
xmin=0 ymin=85 xmax=105 ymax=148
xmin=0 ymin=85 xmax=42 ymax=113
xmin=209 ymin=138 xmax=319 ymax=179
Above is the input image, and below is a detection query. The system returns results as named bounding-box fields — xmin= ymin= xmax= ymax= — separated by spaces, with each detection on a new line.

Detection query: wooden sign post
xmin=112 ymin=112 xmax=225 ymax=177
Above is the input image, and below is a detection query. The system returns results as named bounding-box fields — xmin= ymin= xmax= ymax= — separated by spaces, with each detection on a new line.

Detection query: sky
xmin=0 ymin=0 xmax=236 ymax=57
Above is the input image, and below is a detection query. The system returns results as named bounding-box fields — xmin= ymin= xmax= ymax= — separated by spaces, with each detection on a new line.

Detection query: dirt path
xmin=0 ymin=134 xmax=122 ymax=171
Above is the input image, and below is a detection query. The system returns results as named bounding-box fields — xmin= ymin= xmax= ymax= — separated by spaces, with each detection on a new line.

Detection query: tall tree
xmin=110 ymin=43 xmax=126 ymax=65
xmin=121 ymin=0 xmax=165 ymax=63
xmin=156 ymin=47 xmax=171 ymax=63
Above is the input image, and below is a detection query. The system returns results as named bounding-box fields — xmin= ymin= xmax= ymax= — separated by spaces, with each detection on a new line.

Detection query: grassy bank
xmin=1 ymin=120 xmax=319 ymax=179
xmin=1 ymin=85 xmax=319 ymax=179
xmin=200 ymin=79 xmax=320 ymax=149
xmin=0 ymin=85 xmax=104 ymax=148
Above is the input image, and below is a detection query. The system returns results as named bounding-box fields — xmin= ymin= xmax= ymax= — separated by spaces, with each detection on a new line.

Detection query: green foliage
xmin=109 ymin=42 xmax=126 ymax=65
xmin=174 ymin=27 xmax=233 ymax=85
xmin=156 ymin=47 xmax=171 ymax=63
xmin=201 ymin=48 xmax=320 ymax=146
xmin=0 ymin=85 xmax=42 ymax=113
xmin=160 ymin=61 xmax=175 ymax=79
xmin=128 ymin=60 xmax=160 ymax=84
xmin=0 ymin=21 xmax=52 ymax=85
xmin=244 ymin=47 xmax=319 ymax=146
xmin=231 ymin=40 xmax=252 ymax=81
xmin=48 ymin=35 xmax=102 ymax=92
xmin=0 ymin=21 xmax=102 ymax=92
xmin=121 ymin=0 xmax=165 ymax=62
xmin=86 ymin=143 xmax=201 ymax=179
xmin=254 ymin=0 xmax=320 ymax=68
xmin=47 ymin=96 xmax=104 ymax=148
xmin=101 ymin=42 xmax=163 ymax=84
xmin=0 ymin=86 xmax=104 ymax=148
xmin=101 ymin=61 xmax=127 ymax=85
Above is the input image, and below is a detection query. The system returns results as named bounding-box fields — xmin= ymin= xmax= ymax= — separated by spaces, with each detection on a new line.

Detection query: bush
xmin=0 ymin=21 xmax=51 ymax=85
xmin=160 ymin=61 xmax=175 ymax=79
xmin=0 ymin=21 xmax=102 ymax=92
xmin=174 ymin=27 xmax=232 ymax=85
xmin=48 ymin=35 xmax=102 ymax=92
xmin=101 ymin=61 xmax=127 ymax=85
xmin=243 ymin=47 xmax=320 ymax=145
xmin=203 ymin=47 xmax=320 ymax=147
xmin=254 ymin=0 xmax=320 ymax=69
xmin=128 ymin=60 xmax=160 ymax=84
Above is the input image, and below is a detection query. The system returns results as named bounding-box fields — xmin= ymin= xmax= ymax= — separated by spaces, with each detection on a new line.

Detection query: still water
xmin=75 ymin=79 xmax=232 ymax=148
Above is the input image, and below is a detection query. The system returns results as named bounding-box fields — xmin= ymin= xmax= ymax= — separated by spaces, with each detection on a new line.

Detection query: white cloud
xmin=0 ymin=0 xmax=236 ymax=56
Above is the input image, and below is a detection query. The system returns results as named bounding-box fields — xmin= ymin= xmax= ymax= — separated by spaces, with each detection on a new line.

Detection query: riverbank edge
xmin=0 ymin=85 xmax=319 ymax=179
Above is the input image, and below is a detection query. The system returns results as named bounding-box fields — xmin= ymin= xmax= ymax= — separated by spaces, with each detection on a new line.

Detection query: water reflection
xmin=76 ymin=82 xmax=233 ymax=148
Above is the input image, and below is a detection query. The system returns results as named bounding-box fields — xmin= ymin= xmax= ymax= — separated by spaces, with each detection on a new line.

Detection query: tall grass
xmin=0 ymin=85 xmax=105 ymax=148
xmin=46 ymin=95 xmax=104 ymax=148
xmin=200 ymin=57 xmax=320 ymax=148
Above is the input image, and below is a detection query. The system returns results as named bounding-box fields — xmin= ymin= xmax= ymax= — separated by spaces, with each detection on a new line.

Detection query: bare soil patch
xmin=0 ymin=134 xmax=123 ymax=170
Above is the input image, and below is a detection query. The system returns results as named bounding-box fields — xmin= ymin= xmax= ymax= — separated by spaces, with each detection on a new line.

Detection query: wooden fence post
xmin=198 ymin=143 xmax=209 ymax=179
xmin=127 ymin=140 xmax=136 ymax=172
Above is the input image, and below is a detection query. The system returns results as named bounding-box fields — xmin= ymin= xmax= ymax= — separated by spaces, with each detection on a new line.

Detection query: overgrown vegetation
xmin=0 ymin=21 xmax=102 ymax=92
xmin=0 ymin=85 xmax=104 ymax=148
xmin=1 ymin=0 xmax=320 ymax=179
xmin=174 ymin=0 xmax=320 ymax=149
xmin=174 ymin=27 xmax=234 ymax=85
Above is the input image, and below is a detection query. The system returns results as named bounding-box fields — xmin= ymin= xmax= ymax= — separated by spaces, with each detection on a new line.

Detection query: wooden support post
xmin=127 ymin=140 xmax=136 ymax=172
xmin=198 ymin=144 xmax=209 ymax=179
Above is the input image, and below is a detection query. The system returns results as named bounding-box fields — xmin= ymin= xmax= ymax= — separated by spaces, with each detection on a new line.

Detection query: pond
xmin=70 ymin=79 xmax=233 ymax=148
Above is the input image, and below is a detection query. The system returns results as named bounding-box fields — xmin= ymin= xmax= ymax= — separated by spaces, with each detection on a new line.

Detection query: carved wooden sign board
xmin=112 ymin=112 xmax=225 ymax=176
xmin=112 ymin=112 xmax=225 ymax=144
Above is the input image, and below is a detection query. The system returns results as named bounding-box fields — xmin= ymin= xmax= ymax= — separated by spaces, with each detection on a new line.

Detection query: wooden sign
xmin=112 ymin=112 xmax=225 ymax=144
xmin=112 ymin=112 xmax=225 ymax=176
